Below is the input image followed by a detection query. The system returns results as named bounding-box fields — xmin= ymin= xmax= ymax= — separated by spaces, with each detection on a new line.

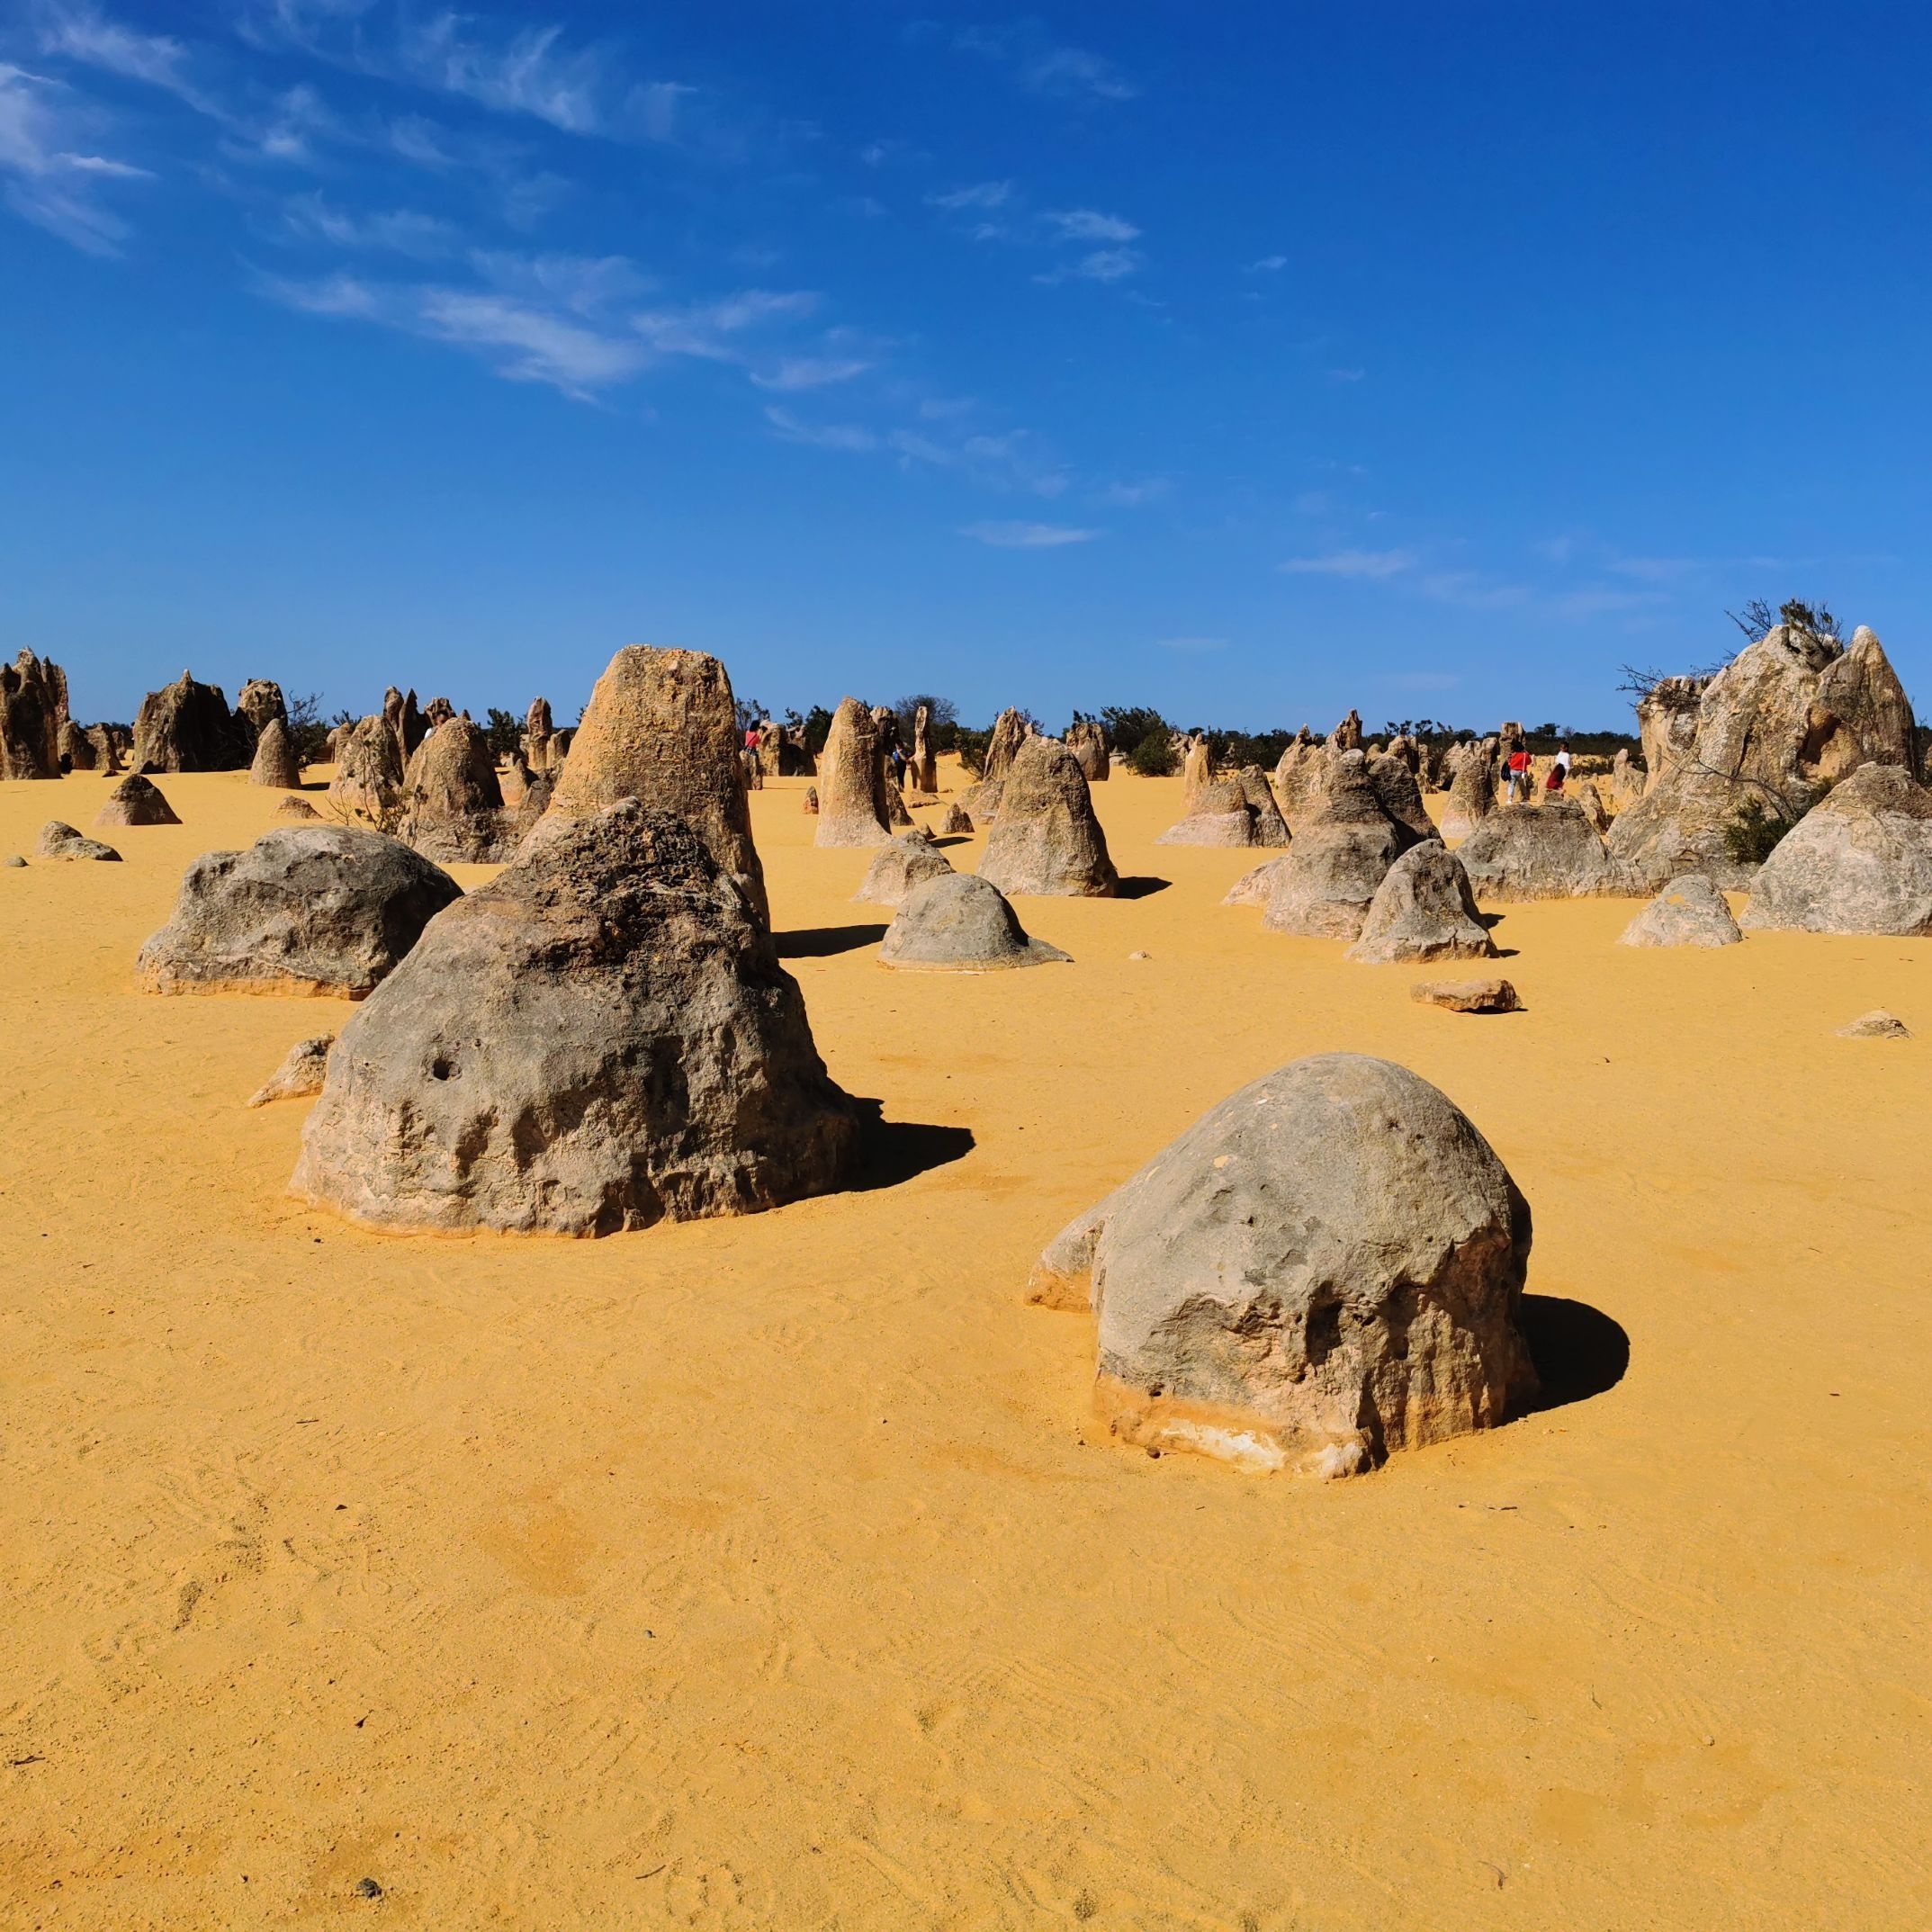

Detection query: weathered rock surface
xmin=276 ymin=795 xmax=322 ymax=821
xmin=400 ymin=717 xmax=512 ymax=864
xmin=1457 ymin=799 xmax=1619 ymax=900
xmin=1158 ymin=764 xmax=1289 ymax=848
xmin=1028 ymin=1054 xmax=1535 ymax=1476
xmin=96 ymin=775 xmax=180 ymax=827
xmin=814 ymin=696 xmax=894 ymax=849
xmin=522 ymin=696 xmax=558 ymax=772
xmin=1224 ymin=858 xmax=1289 ymax=907
xmin=1345 ymin=844 xmax=1496 ymax=964
xmin=237 ymin=679 xmax=287 ymax=743
xmin=1838 ymin=1009 xmax=1910 ymax=1040
xmin=36 ymin=821 xmax=121 ymax=862
xmin=960 ymin=707 xmax=1032 ymax=818
xmin=1271 ymin=729 xmax=1327 ymax=827
xmin=137 ymin=825 xmax=461 ymax=997
xmin=977 ymin=737 xmax=1119 ymax=897
xmin=1328 ymin=709 xmax=1364 ymax=752
xmin=58 ymin=720 xmax=95 ymax=771
xmin=248 ymin=717 xmax=301 ymax=788
xmin=544 ymin=647 xmax=768 ymax=921
xmin=880 ymin=871 xmax=1070 ymax=971
xmin=247 ymin=1036 xmax=334 ymax=1107
xmin=1365 ymin=752 xmax=1436 ymax=846
xmin=1411 ymin=977 xmax=1520 ymax=1013
xmin=328 ymin=715 xmax=405 ymax=825
xmin=1610 ymin=624 xmax=1919 ymax=889
xmin=1 ymin=650 xmax=66 ymax=779
xmin=1440 ymin=737 xmax=1499 ymax=840
xmin=86 ymin=724 xmax=124 ymax=774
xmin=134 ymin=670 xmax=244 ymax=773
xmin=1262 ymin=753 xmax=1423 ymax=939
xmin=1066 ymin=719 xmax=1110 ymax=783
xmin=1740 ymin=764 xmax=1932 ymax=935
xmin=912 ymin=703 xmax=939 ymax=792
xmin=854 ymin=834 xmax=955 ymax=906
xmin=1618 ymin=875 xmax=1742 ymax=948
xmin=292 ymin=804 xmax=859 ymax=1235
xmin=940 ymin=803 xmax=972 ymax=834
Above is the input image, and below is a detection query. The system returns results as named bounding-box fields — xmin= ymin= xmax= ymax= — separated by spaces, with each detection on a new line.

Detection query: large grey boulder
xmin=879 ymin=871 xmax=1069 ymax=971
xmin=35 ymin=821 xmax=121 ymax=862
xmin=1618 ymin=874 xmax=1742 ymax=948
xmin=96 ymin=774 xmax=180 ymax=827
xmin=1344 ymin=844 xmax=1496 ymax=964
xmin=1741 ymin=764 xmax=1932 ymax=935
xmin=544 ymin=645 xmax=768 ymax=922
xmin=1610 ymin=624 xmax=1918 ymax=889
xmin=854 ymin=833 xmax=954 ymax=906
xmin=1 ymin=650 xmax=66 ymax=780
xmin=977 ymin=736 xmax=1119 ymax=896
xmin=1028 ymin=1054 xmax=1536 ymax=1476
xmin=133 ymin=669 xmax=244 ymax=772
xmin=1261 ymin=753 xmax=1422 ymax=939
xmin=292 ymin=803 xmax=859 ymax=1235
xmin=814 ymin=696 xmax=894 ymax=849
xmin=136 ymin=825 xmax=462 ymax=996
xmin=1456 ymin=798 xmax=1619 ymax=900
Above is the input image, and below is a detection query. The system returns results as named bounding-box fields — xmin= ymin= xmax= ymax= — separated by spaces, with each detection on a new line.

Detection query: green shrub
xmin=1128 ymin=731 xmax=1179 ymax=777
xmin=1724 ymin=782 xmax=1828 ymax=865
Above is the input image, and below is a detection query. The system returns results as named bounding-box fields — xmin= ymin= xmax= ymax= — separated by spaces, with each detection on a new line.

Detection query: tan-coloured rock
xmin=1457 ymin=798 xmax=1618 ymax=900
xmin=96 ymin=774 xmax=180 ymax=827
xmin=940 ymin=802 xmax=972 ymax=834
xmin=1411 ymin=977 xmax=1520 ymax=1013
xmin=1345 ymin=845 xmax=1496 ymax=964
xmin=247 ymin=1036 xmax=335 ymax=1107
xmin=1740 ymin=764 xmax=1932 ymax=935
xmin=134 ymin=669 xmax=244 ymax=772
xmin=854 ymin=834 xmax=955 ymax=906
xmin=248 ymin=717 xmax=301 ymax=789
xmin=1262 ymin=753 xmax=1423 ymax=939
xmin=236 ymin=679 xmax=287 ymax=743
xmin=544 ymin=646 xmax=768 ymax=922
xmin=814 ymin=696 xmax=894 ymax=849
xmin=1271 ymin=728 xmax=1327 ymax=827
xmin=1029 ymin=1054 xmax=1535 ymax=1476
xmin=275 ymin=795 xmax=322 ymax=821
xmin=36 ymin=821 xmax=121 ymax=862
xmin=1440 ymin=737 xmax=1499 ymax=840
xmin=400 ymin=718 xmax=513 ymax=864
xmin=1838 ymin=1010 xmax=1910 ymax=1039
xmin=1618 ymin=875 xmax=1741 ymax=948
xmin=912 ymin=704 xmax=939 ymax=792
xmin=977 ymin=737 xmax=1119 ymax=897
xmin=328 ymin=715 xmax=405 ymax=826
xmin=1066 ymin=719 xmax=1110 ymax=783
xmin=58 ymin=720 xmax=95 ymax=771
xmin=2 ymin=651 xmax=67 ymax=780
xmin=879 ymin=872 xmax=1069 ymax=971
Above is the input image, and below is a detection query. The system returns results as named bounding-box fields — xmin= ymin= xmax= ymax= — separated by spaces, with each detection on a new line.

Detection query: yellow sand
xmin=2 ymin=765 xmax=1928 ymax=1930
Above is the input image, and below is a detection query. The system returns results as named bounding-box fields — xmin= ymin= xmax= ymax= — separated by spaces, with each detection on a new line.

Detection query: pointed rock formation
xmin=423 ymin=696 xmax=455 ymax=731
xmin=1740 ymin=764 xmax=1932 ymax=935
xmin=960 ymin=706 xmax=1032 ymax=820
xmin=1328 ymin=708 xmax=1364 ymax=752
xmin=1609 ymin=624 xmax=1918 ymax=889
xmin=292 ymin=803 xmax=859 ymax=1235
xmin=1270 ymin=728 xmax=1328 ymax=828
xmin=137 ymin=825 xmax=461 ymax=997
xmin=236 ymin=679 xmax=287 ymax=744
xmin=400 ymin=717 xmax=512 ymax=864
xmin=328 ymin=715 xmax=405 ymax=826
xmin=276 ymin=795 xmax=322 ymax=821
xmin=939 ymin=802 xmax=972 ymax=835
xmin=544 ymin=647 xmax=768 ymax=921
xmin=58 ymin=720 xmax=95 ymax=771
xmin=1619 ymin=874 xmax=1742 ymax=948
xmin=977 ymin=736 xmax=1119 ymax=897
xmin=134 ymin=670 xmax=244 ymax=772
xmin=97 ymin=774 xmax=180 ymax=827
xmin=523 ymin=696 xmax=558 ymax=773
xmin=1345 ymin=844 xmax=1496 ymax=964
xmin=247 ymin=1036 xmax=334 ymax=1107
xmin=1 ymin=650 xmax=67 ymax=779
xmin=1440 ymin=737 xmax=1499 ymax=840
xmin=1066 ymin=719 xmax=1110 ymax=783
xmin=1457 ymin=797 xmax=1619 ymax=900
xmin=1158 ymin=761 xmax=1289 ymax=846
xmin=814 ymin=696 xmax=894 ymax=849
xmin=912 ymin=703 xmax=939 ymax=792
xmin=880 ymin=871 xmax=1070 ymax=971
xmin=248 ymin=717 xmax=301 ymax=789
xmin=1365 ymin=751 xmax=1435 ymax=845
xmin=1029 ymin=1054 xmax=1535 ymax=1476
xmin=854 ymin=833 xmax=955 ymax=906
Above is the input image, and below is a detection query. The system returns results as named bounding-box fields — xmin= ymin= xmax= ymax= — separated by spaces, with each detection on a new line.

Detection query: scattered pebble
xmin=1837 ymin=1009 xmax=1910 ymax=1039
xmin=4 ymin=855 xmax=23 ymax=867
xmin=1128 ymin=949 xmax=1150 ymax=960
xmin=354 ymin=1876 xmax=383 ymax=1900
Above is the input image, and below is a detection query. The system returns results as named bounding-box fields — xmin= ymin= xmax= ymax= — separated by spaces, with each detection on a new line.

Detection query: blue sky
xmin=4 ymin=3 xmax=1929 ymax=732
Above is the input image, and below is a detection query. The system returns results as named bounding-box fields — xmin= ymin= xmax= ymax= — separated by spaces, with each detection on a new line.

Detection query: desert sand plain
xmin=1 ymin=759 xmax=1928 ymax=1931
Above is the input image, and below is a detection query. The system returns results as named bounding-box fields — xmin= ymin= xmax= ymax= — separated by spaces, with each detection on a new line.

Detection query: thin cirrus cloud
xmin=1043 ymin=207 xmax=1138 ymax=242
xmin=1281 ymin=548 xmax=1417 ymax=579
xmin=749 ymin=355 xmax=871 ymax=392
xmin=948 ymin=24 xmax=1138 ymax=104
xmin=927 ymin=178 xmax=1012 ymax=211
xmin=959 ymin=520 xmax=1101 ymax=548
xmin=0 ymin=59 xmax=150 ymax=256
xmin=1035 ymin=246 xmax=1142 ymax=285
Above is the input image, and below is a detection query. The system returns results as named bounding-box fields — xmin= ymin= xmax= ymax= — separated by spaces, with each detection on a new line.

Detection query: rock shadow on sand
xmin=776 ymin=922 xmax=890 ymax=957
xmin=1517 ymin=1295 xmax=1630 ymax=1413
xmin=1115 ymin=876 xmax=1171 ymax=900
xmin=848 ymin=1107 xmax=975 ymax=1191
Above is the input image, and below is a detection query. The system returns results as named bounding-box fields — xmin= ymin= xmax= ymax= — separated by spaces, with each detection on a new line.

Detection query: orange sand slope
xmin=2 ymin=767 xmax=1928 ymax=1930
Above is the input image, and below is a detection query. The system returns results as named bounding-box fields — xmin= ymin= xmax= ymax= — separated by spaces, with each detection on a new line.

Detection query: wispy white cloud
xmin=0 ymin=60 xmax=148 ymax=255
xmin=959 ymin=520 xmax=1101 ymax=548
xmin=1281 ymin=548 xmax=1417 ymax=579
xmin=1420 ymin=570 xmax=1532 ymax=611
xmin=281 ymin=188 xmax=455 ymax=256
xmin=37 ymin=3 xmax=209 ymax=105
xmin=928 ymin=178 xmax=1011 ymax=211
xmin=765 ymin=405 xmax=879 ymax=453
xmin=953 ymin=26 xmax=1138 ymax=103
xmin=750 ymin=355 xmax=870 ymax=391
xmin=631 ymin=287 xmax=819 ymax=361
xmin=1036 ymin=245 xmax=1142 ymax=284
xmin=1043 ymin=206 xmax=1137 ymax=242
xmin=397 ymin=13 xmax=607 ymax=134
xmin=1245 ymin=253 xmax=1288 ymax=273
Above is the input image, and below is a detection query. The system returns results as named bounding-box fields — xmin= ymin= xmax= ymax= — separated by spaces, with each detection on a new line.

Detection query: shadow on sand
xmin=1518 ymin=1295 xmax=1630 ymax=1413
xmin=847 ymin=1108 xmax=975 ymax=1191
xmin=776 ymin=923 xmax=888 ymax=958
xmin=1115 ymin=876 xmax=1171 ymax=900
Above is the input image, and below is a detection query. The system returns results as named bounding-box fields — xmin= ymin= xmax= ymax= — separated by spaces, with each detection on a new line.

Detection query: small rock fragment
xmin=1837 ymin=1009 xmax=1910 ymax=1039
xmin=1410 ymin=976 xmax=1520 ymax=1014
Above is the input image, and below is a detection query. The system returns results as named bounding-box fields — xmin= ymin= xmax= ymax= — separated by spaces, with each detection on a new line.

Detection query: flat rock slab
xmin=1838 ymin=1010 xmax=1910 ymax=1039
xmin=1411 ymin=976 xmax=1521 ymax=1013
xmin=36 ymin=821 xmax=121 ymax=862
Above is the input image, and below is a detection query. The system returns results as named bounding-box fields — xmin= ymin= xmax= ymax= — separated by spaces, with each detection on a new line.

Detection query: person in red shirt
xmin=1505 ymin=734 xmax=1531 ymax=803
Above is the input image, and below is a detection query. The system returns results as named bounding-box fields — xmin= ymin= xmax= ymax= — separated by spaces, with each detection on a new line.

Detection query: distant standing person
xmin=1505 ymin=734 xmax=1530 ymax=803
xmin=1545 ymin=739 xmax=1571 ymax=795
